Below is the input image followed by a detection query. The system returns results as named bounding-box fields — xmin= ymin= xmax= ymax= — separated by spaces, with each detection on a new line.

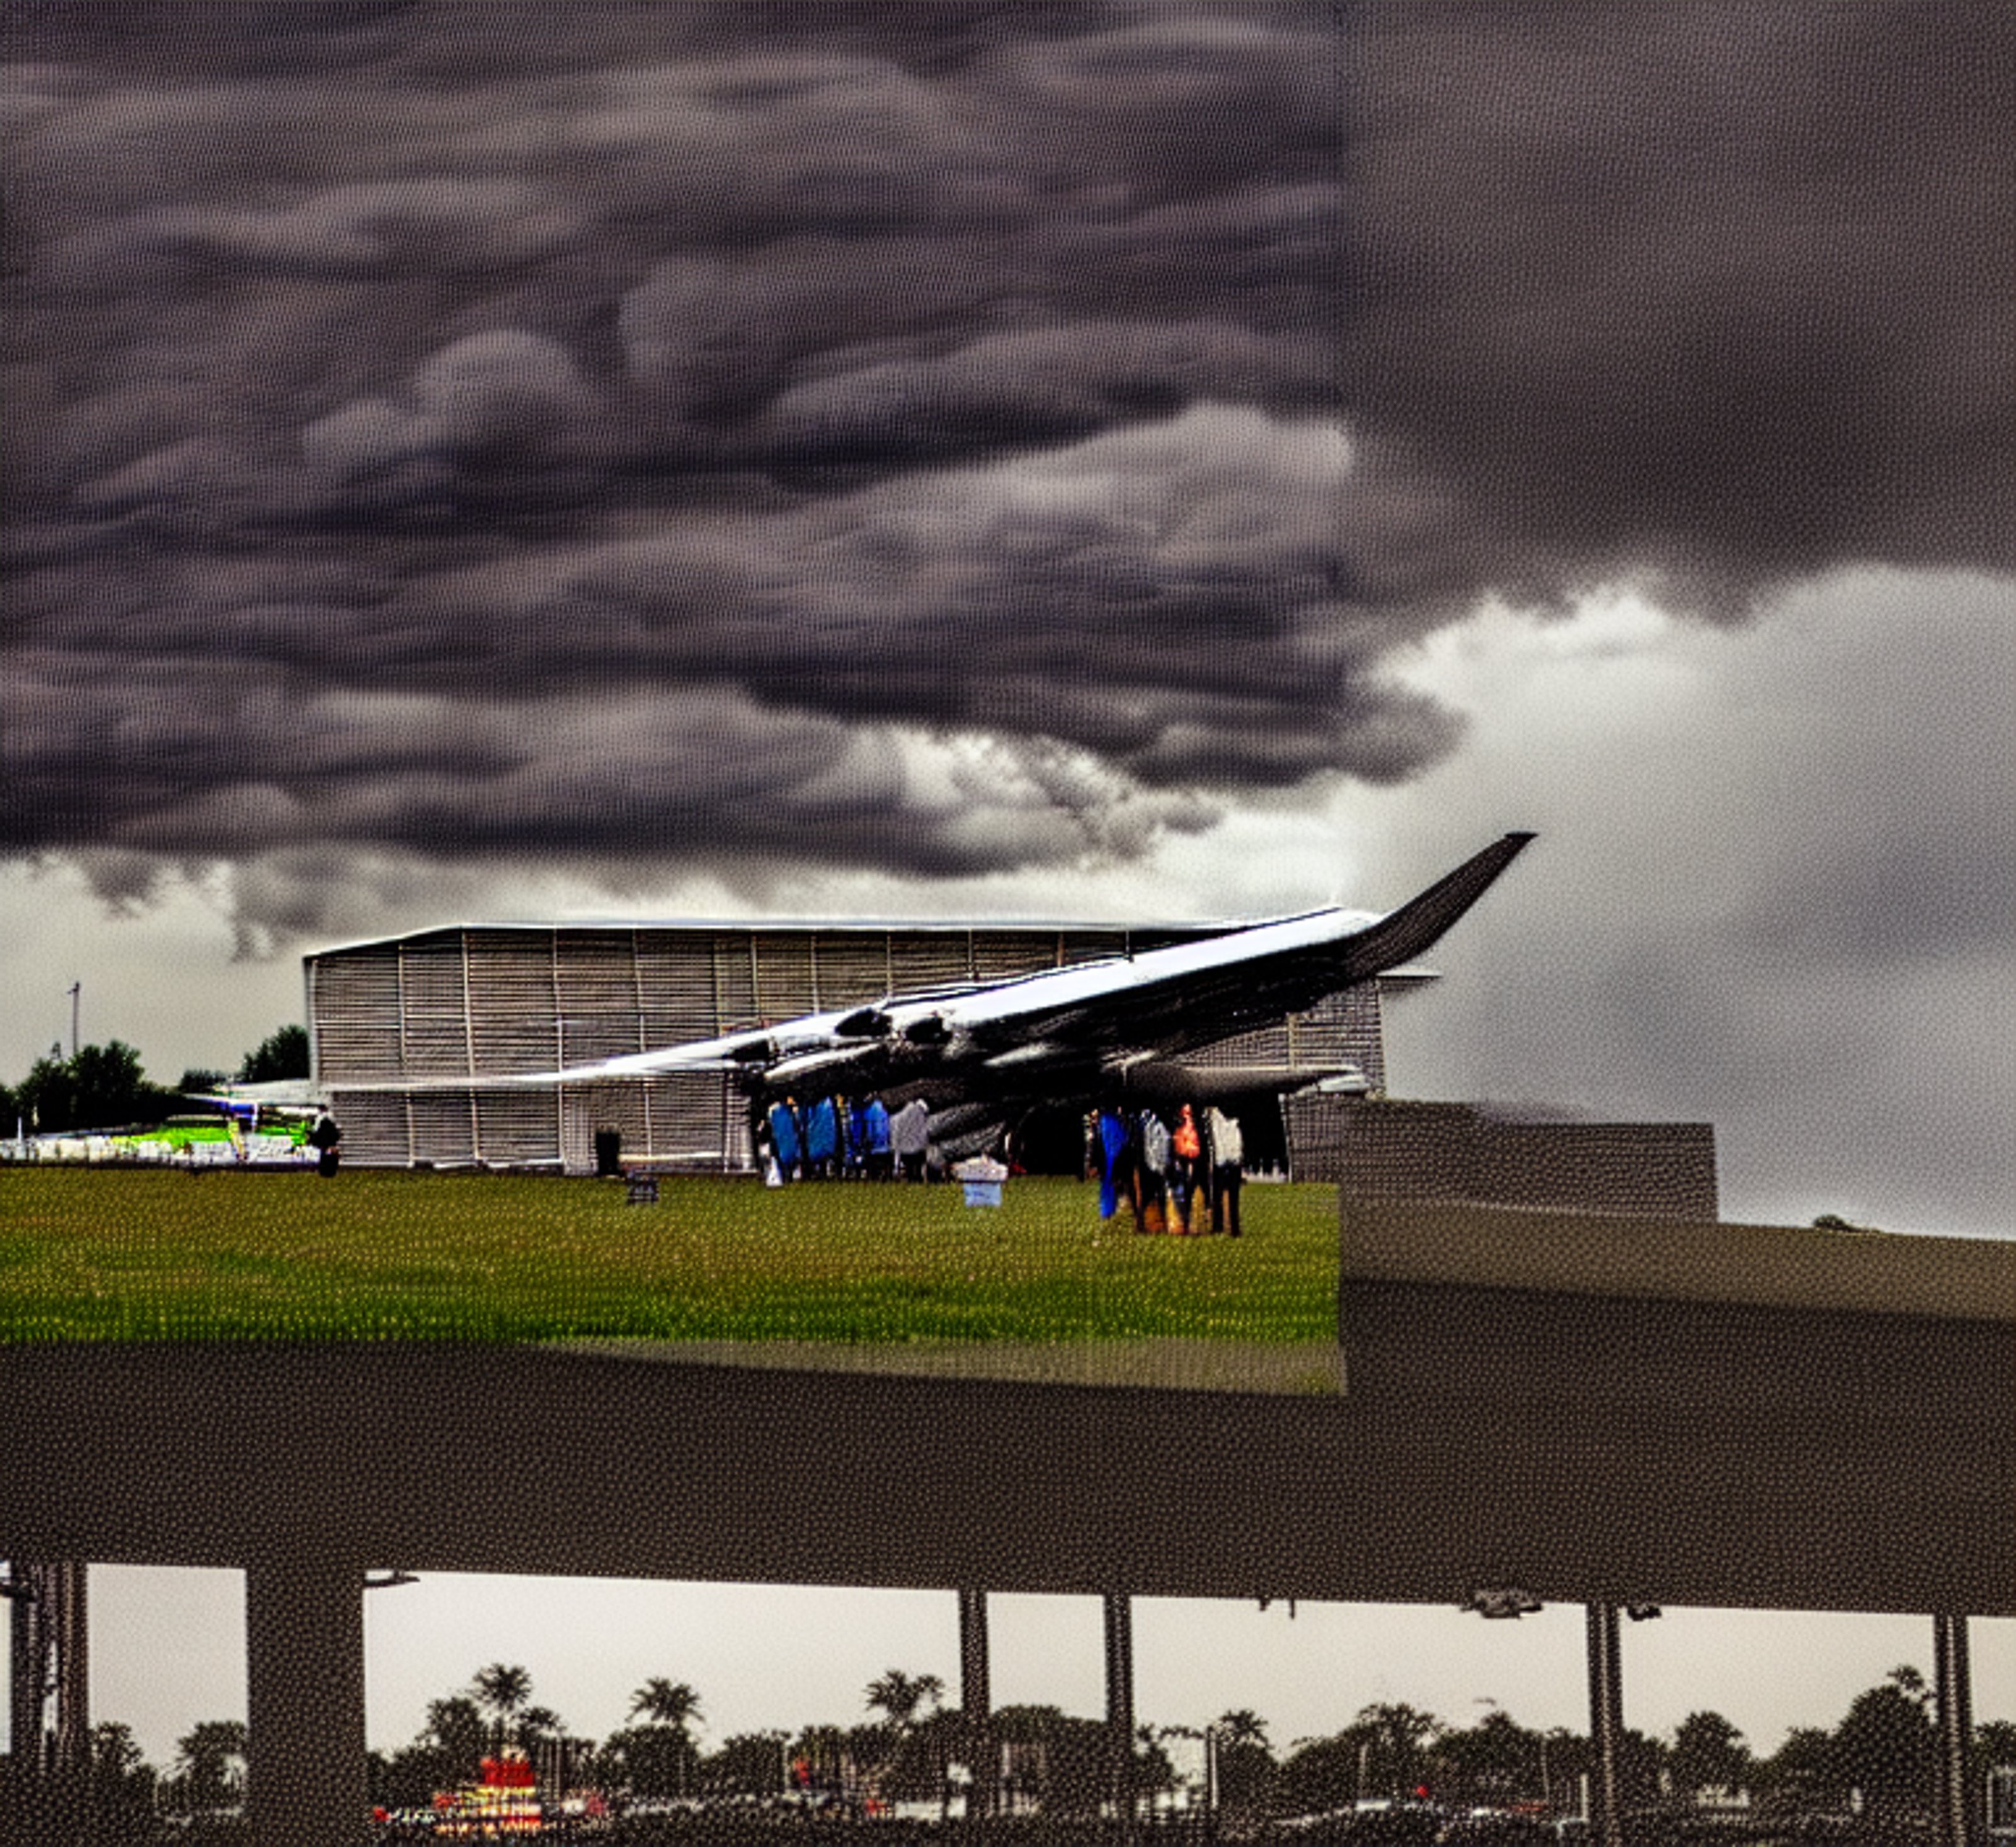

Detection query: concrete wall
xmin=1295 ymin=1098 xmax=1717 ymax=1220
xmin=4 ymin=1229 xmax=2010 ymax=1612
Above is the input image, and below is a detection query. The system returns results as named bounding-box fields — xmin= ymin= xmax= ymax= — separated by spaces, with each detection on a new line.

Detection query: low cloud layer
xmin=4 ymin=1 xmax=2011 ymax=940
xmin=1373 ymin=569 xmax=2015 ymax=1237
xmin=1346 ymin=1 xmax=2014 ymax=615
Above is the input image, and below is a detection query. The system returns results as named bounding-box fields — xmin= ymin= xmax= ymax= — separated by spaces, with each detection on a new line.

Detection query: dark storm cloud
xmin=3 ymin=1 xmax=2010 ymax=934
xmin=3 ymin=0 xmax=1355 ymax=908
xmin=1345 ymin=0 xmax=2015 ymax=617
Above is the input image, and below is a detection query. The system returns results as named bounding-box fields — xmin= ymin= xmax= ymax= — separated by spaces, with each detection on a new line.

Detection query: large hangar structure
xmin=306 ymin=918 xmax=1406 ymax=1174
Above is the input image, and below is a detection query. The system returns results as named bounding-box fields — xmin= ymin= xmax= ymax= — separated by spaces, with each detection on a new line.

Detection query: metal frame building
xmin=306 ymin=918 xmax=1408 ymax=1174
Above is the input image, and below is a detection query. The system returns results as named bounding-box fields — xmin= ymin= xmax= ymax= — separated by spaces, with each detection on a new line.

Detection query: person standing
xmin=1206 ymin=1105 xmax=1244 ymax=1236
xmin=1137 ymin=1107 xmax=1171 ymax=1233
xmin=1170 ymin=1102 xmax=1202 ymax=1233
xmin=768 ymin=1096 xmax=803 ymax=1182
xmin=891 ymin=1097 xmax=931 ymax=1181
xmin=805 ymin=1094 xmax=839 ymax=1179
xmin=1095 ymin=1105 xmax=1133 ymax=1224
xmin=864 ymin=1094 xmax=893 ymax=1180
xmin=307 ymin=1106 xmax=343 ymax=1178
xmin=844 ymin=1097 xmax=869 ymax=1179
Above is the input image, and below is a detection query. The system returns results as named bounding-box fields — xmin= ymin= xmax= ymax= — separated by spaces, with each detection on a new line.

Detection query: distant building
xmin=304 ymin=918 xmax=1417 ymax=1174
xmin=1326 ymin=1098 xmax=1719 ymax=1221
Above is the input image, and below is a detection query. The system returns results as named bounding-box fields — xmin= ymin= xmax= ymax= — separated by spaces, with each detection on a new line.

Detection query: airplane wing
xmin=937 ymin=830 xmax=1536 ymax=1061
xmin=370 ymin=1005 xmax=902 ymax=1090
xmin=190 ymin=1080 xmax=324 ymax=1110
xmin=753 ymin=831 xmax=1535 ymax=1102
xmin=1293 ymin=830 xmax=1536 ymax=981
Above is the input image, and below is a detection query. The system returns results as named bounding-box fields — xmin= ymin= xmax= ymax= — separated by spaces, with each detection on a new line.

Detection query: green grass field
xmin=0 ymin=1169 xmax=1341 ymax=1361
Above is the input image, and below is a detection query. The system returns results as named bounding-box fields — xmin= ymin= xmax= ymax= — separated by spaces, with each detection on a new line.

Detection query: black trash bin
xmin=593 ymin=1128 xmax=623 ymax=1177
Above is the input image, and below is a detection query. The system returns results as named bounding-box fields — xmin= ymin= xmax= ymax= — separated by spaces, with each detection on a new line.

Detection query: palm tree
xmin=864 ymin=1670 xmax=946 ymax=1806
xmin=471 ymin=1663 xmax=534 ymax=1759
xmin=517 ymin=1705 xmax=566 ymax=1749
xmin=629 ymin=1678 xmax=704 ymax=1734
xmin=1210 ymin=1710 xmax=1277 ymax=1816
xmin=173 ymin=1718 xmax=248 ymax=1817
xmin=1217 ymin=1709 xmax=1270 ymax=1751
xmin=866 ymin=1668 xmax=945 ymax=1731
xmin=629 ymin=1678 xmax=704 ymax=1797
xmin=1355 ymin=1701 xmax=1441 ymax=1802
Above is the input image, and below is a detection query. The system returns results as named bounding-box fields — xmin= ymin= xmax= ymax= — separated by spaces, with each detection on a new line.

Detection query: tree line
xmin=1 ymin=1024 xmax=307 ymax=1135
xmin=54 ymin=1660 xmax=2014 ymax=1835
xmin=1251 ymin=1669 xmax=2015 ymax=1828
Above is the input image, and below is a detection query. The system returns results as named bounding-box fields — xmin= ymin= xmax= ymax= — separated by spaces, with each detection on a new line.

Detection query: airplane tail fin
xmin=1343 ymin=831 xmax=1535 ymax=980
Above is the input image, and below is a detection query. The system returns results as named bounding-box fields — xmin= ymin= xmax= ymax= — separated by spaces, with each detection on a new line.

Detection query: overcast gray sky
xmin=2 ymin=0 xmax=2010 ymax=1780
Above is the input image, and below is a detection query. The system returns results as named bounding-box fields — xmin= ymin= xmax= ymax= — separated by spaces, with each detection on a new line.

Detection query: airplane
xmin=403 ymin=832 xmax=1535 ymax=1160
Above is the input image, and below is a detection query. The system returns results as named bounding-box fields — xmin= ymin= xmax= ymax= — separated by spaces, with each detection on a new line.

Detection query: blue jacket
xmin=1097 ymin=1110 xmax=1131 ymax=1219
xmin=805 ymin=1095 xmax=839 ymax=1162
